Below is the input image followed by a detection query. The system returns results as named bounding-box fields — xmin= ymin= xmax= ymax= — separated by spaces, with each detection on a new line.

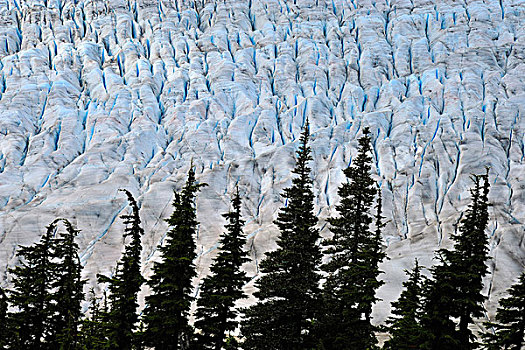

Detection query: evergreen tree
xmin=223 ymin=336 xmax=240 ymax=350
xmin=0 ymin=287 xmax=8 ymax=349
xmin=98 ymin=189 xmax=145 ymax=350
xmin=134 ymin=320 xmax=146 ymax=350
xmin=482 ymin=271 xmax=525 ymax=349
xmin=51 ymin=219 xmax=85 ymax=350
xmin=8 ymin=219 xmax=86 ymax=349
xmin=80 ymin=290 xmax=110 ymax=350
xmin=8 ymin=220 xmax=57 ymax=349
xmin=143 ymin=167 xmax=206 ymax=349
xmin=452 ymin=172 xmax=491 ymax=349
xmin=364 ymin=190 xmax=387 ymax=320
xmin=421 ymin=172 xmax=491 ymax=350
xmin=383 ymin=259 xmax=425 ymax=350
xmin=419 ymin=253 xmax=460 ymax=350
xmin=194 ymin=187 xmax=249 ymax=350
xmin=319 ymin=127 xmax=385 ymax=350
xmin=241 ymin=121 xmax=322 ymax=349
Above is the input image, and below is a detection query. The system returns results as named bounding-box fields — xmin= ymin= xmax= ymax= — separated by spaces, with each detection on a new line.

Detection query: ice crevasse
xmin=0 ymin=0 xmax=524 ymax=325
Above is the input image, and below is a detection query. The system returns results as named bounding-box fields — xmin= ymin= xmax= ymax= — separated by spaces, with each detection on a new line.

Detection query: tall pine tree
xmin=143 ymin=166 xmax=205 ymax=349
xmin=419 ymin=252 xmax=461 ymax=350
xmin=8 ymin=220 xmax=57 ymax=349
xmin=319 ymin=127 xmax=385 ymax=350
xmin=194 ymin=187 xmax=249 ymax=350
xmin=421 ymin=172 xmax=491 ymax=350
xmin=452 ymin=172 xmax=491 ymax=349
xmin=241 ymin=121 xmax=322 ymax=349
xmin=364 ymin=191 xmax=387 ymax=321
xmin=51 ymin=219 xmax=85 ymax=350
xmin=383 ymin=259 xmax=425 ymax=350
xmin=80 ymin=289 xmax=110 ymax=350
xmin=98 ymin=189 xmax=145 ymax=350
xmin=482 ymin=271 xmax=525 ymax=349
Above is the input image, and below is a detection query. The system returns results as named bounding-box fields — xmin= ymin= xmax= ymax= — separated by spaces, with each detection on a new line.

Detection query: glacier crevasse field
xmin=0 ymin=0 xmax=524 ymax=326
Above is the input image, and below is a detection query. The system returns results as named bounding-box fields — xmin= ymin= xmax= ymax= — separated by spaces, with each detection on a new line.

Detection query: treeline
xmin=0 ymin=123 xmax=523 ymax=350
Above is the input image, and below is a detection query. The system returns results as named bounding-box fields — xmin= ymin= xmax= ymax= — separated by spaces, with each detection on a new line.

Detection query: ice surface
xmin=0 ymin=0 xmax=524 ymax=328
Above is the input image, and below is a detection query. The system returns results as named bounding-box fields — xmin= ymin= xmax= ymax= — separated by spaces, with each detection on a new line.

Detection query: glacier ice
xmin=0 ymin=0 xmax=524 ymax=329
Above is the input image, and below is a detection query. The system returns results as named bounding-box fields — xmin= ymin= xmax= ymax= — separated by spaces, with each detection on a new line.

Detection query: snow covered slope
xmin=0 ymin=0 xmax=524 ymax=325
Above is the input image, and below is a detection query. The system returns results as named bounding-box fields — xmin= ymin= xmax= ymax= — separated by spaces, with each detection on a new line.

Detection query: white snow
xmin=0 ymin=0 xmax=524 ymax=327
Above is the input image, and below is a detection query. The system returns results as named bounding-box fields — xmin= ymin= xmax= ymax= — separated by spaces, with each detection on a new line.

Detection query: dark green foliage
xmin=483 ymin=271 xmax=525 ymax=349
xmin=98 ymin=190 xmax=145 ymax=350
xmin=319 ymin=127 xmax=385 ymax=350
xmin=421 ymin=172 xmax=491 ymax=350
xmin=80 ymin=290 xmax=110 ymax=349
xmin=143 ymin=167 xmax=206 ymax=349
xmin=7 ymin=219 xmax=85 ymax=349
xmin=365 ymin=190 xmax=387 ymax=319
xmin=51 ymin=219 xmax=85 ymax=350
xmin=450 ymin=172 xmax=491 ymax=349
xmin=223 ymin=336 xmax=241 ymax=350
xmin=418 ymin=252 xmax=460 ymax=350
xmin=383 ymin=259 xmax=425 ymax=350
xmin=0 ymin=287 xmax=8 ymax=349
xmin=241 ymin=121 xmax=322 ymax=349
xmin=134 ymin=320 xmax=146 ymax=350
xmin=194 ymin=187 xmax=249 ymax=350
xmin=8 ymin=221 xmax=57 ymax=349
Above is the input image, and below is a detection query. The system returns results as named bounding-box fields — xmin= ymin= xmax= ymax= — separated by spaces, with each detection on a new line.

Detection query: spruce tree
xmin=143 ymin=166 xmax=206 ymax=349
xmin=0 ymin=287 xmax=8 ymax=349
xmin=383 ymin=259 xmax=425 ymax=350
xmin=80 ymin=290 xmax=110 ymax=350
xmin=241 ymin=121 xmax=322 ymax=349
xmin=98 ymin=189 xmax=145 ymax=350
xmin=364 ymin=191 xmax=387 ymax=320
xmin=421 ymin=172 xmax=491 ymax=350
xmin=194 ymin=187 xmax=249 ymax=350
xmin=8 ymin=220 xmax=57 ymax=349
xmin=451 ymin=172 xmax=491 ymax=348
xmin=419 ymin=253 xmax=460 ymax=350
xmin=223 ymin=336 xmax=240 ymax=350
xmin=319 ymin=127 xmax=385 ymax=350
xmin=51 ymin=219 xmax=85 ymax=350
xmin=482 ymin=271 xmax=525 ymax=349
xmin=8 ymin=219 xmax=86 ymax=349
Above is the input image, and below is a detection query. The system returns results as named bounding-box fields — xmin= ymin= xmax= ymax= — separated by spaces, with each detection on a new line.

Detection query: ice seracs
xmin=0 ymin=0 xmax=524 ymax=324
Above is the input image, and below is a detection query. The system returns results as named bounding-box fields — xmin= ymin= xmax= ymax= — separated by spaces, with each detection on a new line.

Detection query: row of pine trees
xmin=0 ymin=123 xmax=523 ymax=350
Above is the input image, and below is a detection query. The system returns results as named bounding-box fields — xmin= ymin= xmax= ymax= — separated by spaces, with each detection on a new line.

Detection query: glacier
xmin=0 ymin=0 xmax=524 ymax=330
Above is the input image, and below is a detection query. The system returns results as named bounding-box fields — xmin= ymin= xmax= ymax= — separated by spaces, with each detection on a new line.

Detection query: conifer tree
xmin=223 ymin=336 xmax=240 ymax=350
xmin=0 ymin=287 xmax=8 ymax=349
xmin=80 ymin=290 xmax=110 ymax=350
xmin=419 ymin=253 xmax=460 ymax=350
xmin=451 ymin=172 xmax=491 ymax=348
xmin=363 ymin=191 xmax=387 ymax=319
xmin=143 ymin=167 xmax=206 ymax=349
xmin=8 ymin=219 xmax=86 ymax=349
xmin=319 ymin=127 xmax=384 ymax=350
xmin=8 ymin=220 xmax=57 ymax=349
xmin=383 ymin=259 xmax=425 ymax=350
xmin=98 ymin=189 xmax=145 ymax=350
xmin=194 ymin=187 xmax=249 ymax=350
xmin=134 ymin=320 xmax=146 ymax=350
xmin=421 ymin=172 xmax=491 ymax=350
xmin=51 ymin=219 xmax=85 ymax=350
xmin=241 ymin=121 xmax=322 ymax=349
xmin=482 ymin=271 xmax=525 ymax=349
